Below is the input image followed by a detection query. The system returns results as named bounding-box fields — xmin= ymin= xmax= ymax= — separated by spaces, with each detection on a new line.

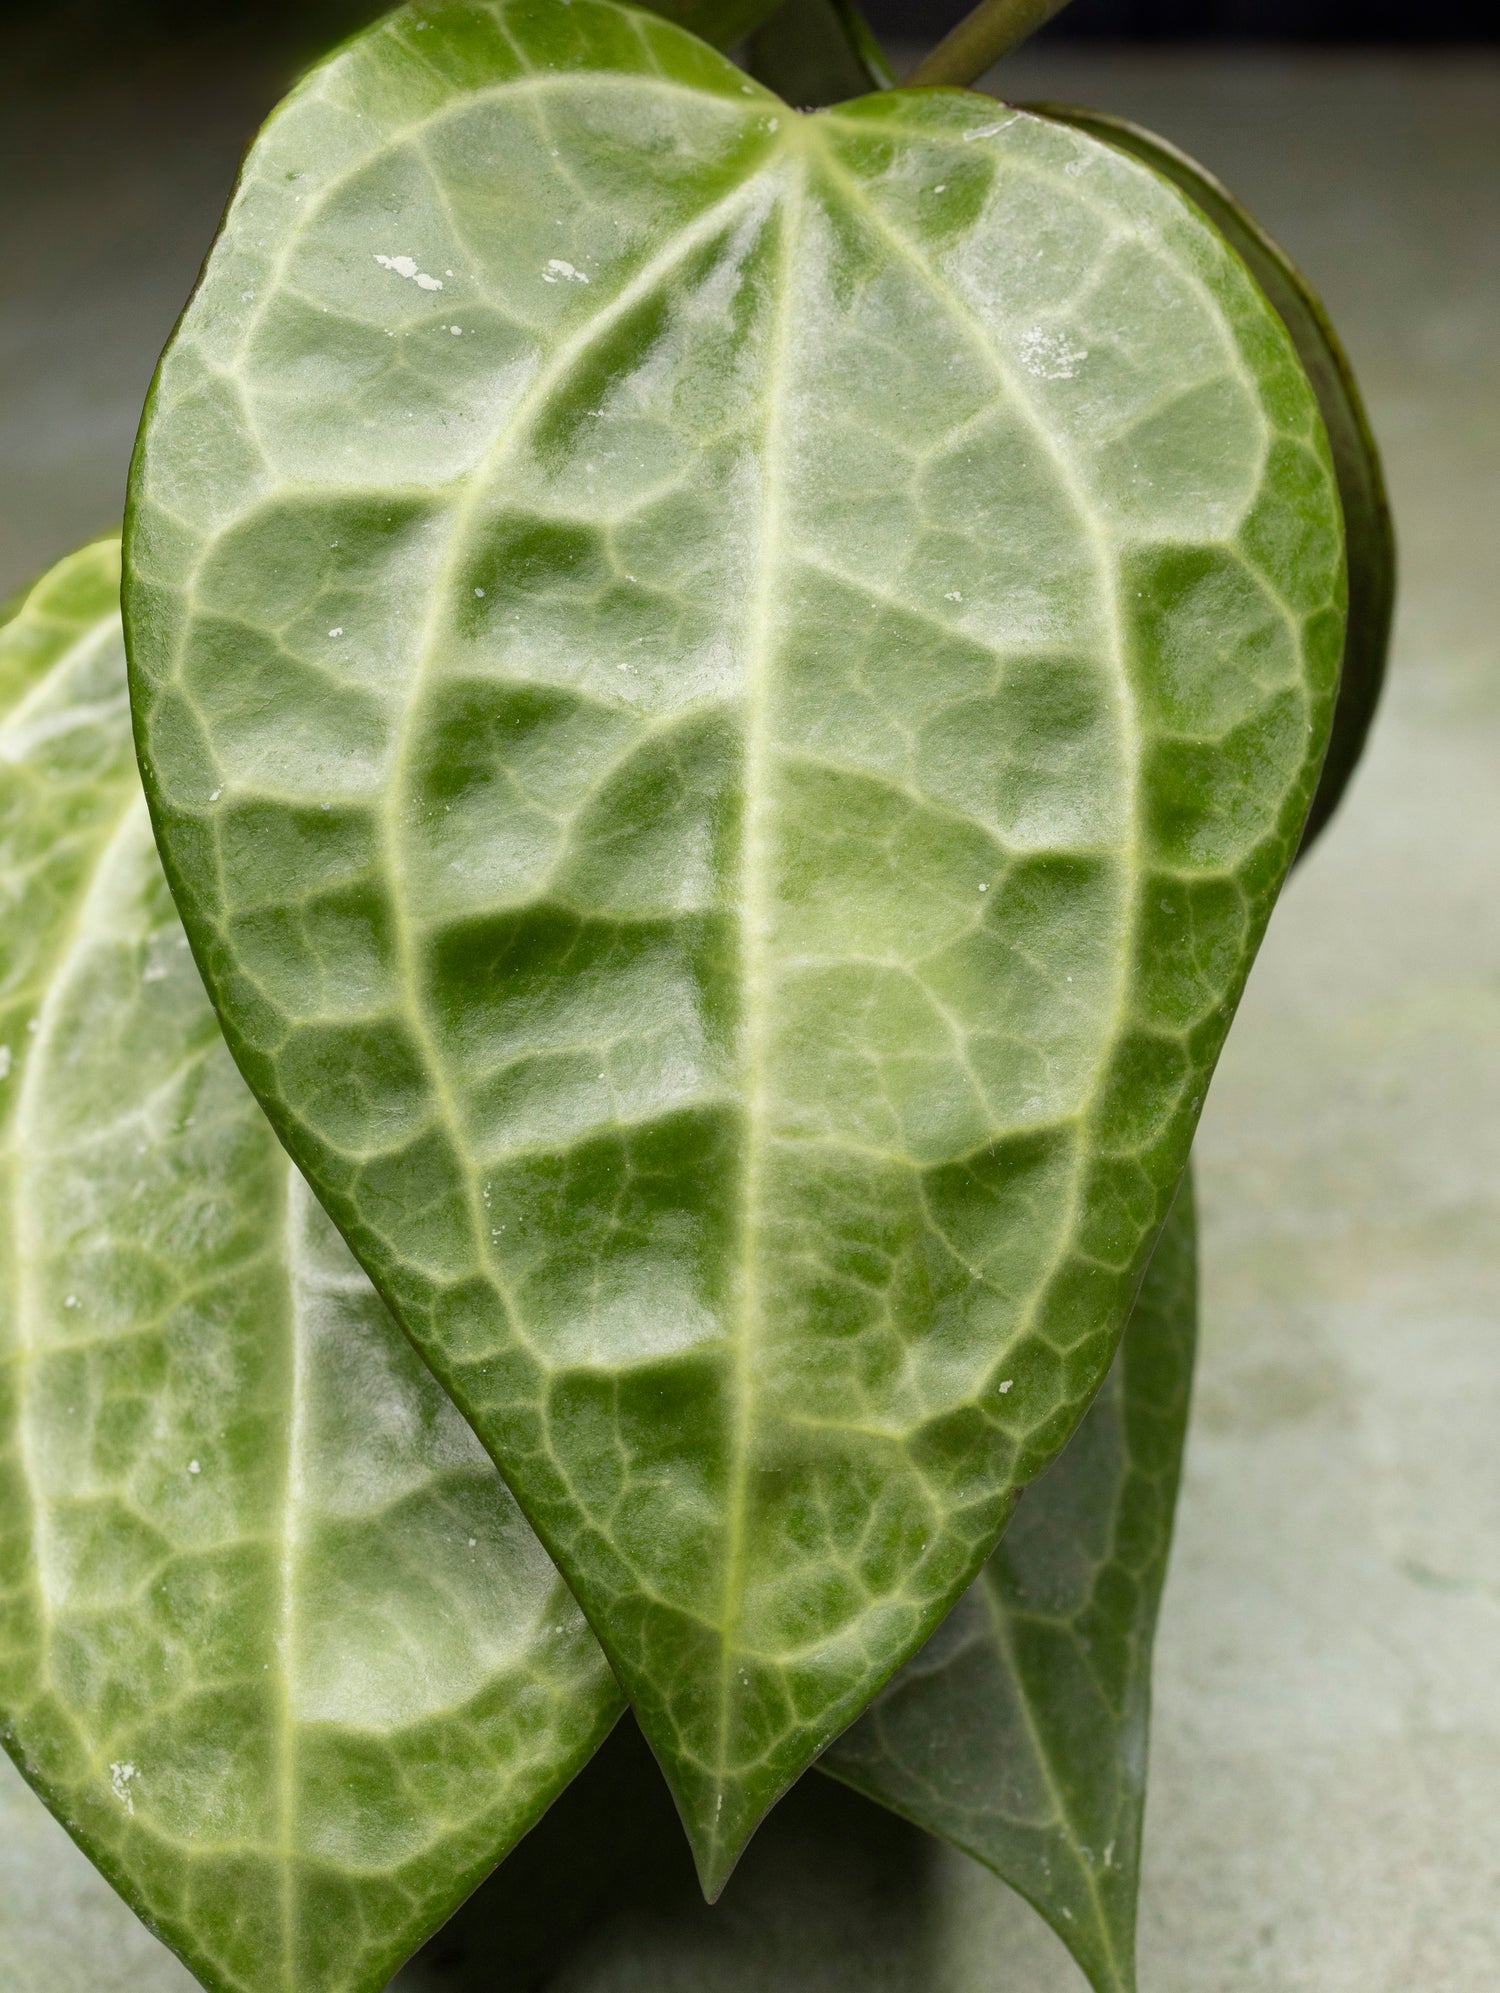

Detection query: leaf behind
xmin=0 ymin=542 xmax=622 ymax=1993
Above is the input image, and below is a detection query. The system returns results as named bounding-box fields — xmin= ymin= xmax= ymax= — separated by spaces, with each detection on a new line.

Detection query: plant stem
xmin=907 ymin=0 xmax=1075 ymax=88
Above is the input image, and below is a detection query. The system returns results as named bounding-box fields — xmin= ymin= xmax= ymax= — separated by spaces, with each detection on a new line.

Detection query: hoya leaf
xmin=125 ymin=0 xmax=1344 ymax=1895
xmin=0 ymin=541 xmax=623 ymax=1993
xmin=746 ymin=0 xmax=894 ymax=109
xmin=824 ymin=1168 xmax=1198 ymax=1993
xmin=1030 ymin=105 xmax=1394 ymax=856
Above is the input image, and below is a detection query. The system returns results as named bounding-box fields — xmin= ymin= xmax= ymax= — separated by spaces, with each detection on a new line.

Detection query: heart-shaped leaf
xmin=125 ymin=0 xmax=1344 ymax=1893
xmin=1029 ymin=105 xmax=1394 ymax=856
xmin=0 ymin=541 xmax=622 ymax=1993
xmin=824 ymin=1167 xmax=1197 ymax=1993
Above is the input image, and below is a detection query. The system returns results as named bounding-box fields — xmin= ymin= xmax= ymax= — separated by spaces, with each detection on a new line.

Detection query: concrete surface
xmin=1 ymin=43 xmax=1497 ymax=1993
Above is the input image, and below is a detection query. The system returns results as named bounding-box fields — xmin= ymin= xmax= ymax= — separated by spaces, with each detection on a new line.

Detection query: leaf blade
xmin=825 ymin=1168 xmax=1198 ymax=1993
xmin=0 ymin=542 xmax=623 ymax=1993
xmin=125 ymin=5 xmax=1344 ymax=1893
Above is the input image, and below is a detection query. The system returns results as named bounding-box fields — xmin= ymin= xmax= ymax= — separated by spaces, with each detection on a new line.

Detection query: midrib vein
xmin=978 ymin=1576 xmax=1123 ymax=1984
xmin=713 ymin=160 xmax=801 ymax=1810
xmin=7 ymin=793 xmax=145 ymax=1630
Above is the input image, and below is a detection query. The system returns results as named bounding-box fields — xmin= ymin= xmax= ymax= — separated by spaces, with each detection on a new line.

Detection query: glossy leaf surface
xmin=0 ymin=542 xmax=622 ymax=1993
xmin=825 ymin=1169 xmax=1198 ymax=1993
xmin=125 ymin=0 xmax=1344 ymax=1894
xmin=1030 ymin=105 xmax=1394 ymax=855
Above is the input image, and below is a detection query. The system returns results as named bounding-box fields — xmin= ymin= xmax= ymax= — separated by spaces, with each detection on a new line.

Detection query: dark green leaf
xmin=746 ymin=0 xmax=893 ymax=109
xmin=0 ymin=541 xmax=622 ymax=1993
xmin=644 ymin=0 xmax=786 ymax=48
xmin=125 ymin=3 xmax=1343 ymax=1896
xmin=824 ymin=1169 xmax=1198 ymax=1993
xmin=1028 ymin=105 xmax=1394 ymax=856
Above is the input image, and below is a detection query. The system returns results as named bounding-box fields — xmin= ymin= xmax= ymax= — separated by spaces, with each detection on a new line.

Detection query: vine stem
xmin=907 ymin=0 xmax=1076 ymax=88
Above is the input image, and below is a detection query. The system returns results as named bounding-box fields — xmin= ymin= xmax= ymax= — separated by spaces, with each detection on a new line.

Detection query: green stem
xmin=907 ymin=0 xmax=1075 ymax=88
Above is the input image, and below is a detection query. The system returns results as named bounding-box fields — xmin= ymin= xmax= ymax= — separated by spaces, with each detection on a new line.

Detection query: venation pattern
xmin=827 ymin=1172 xmax=1199 ymax=1993
xmin=0 ymin=544 xmax=621 ymax=1993
xmin=125 ymin=0 xmax=1344 ymax=1889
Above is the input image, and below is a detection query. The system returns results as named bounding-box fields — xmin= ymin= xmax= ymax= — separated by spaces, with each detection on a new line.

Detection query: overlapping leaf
xmin=125 ymin=0 xmax=1345 ymax=1892
xmin=646 ymin=0 xmax=786 ymax=49
xmin=745 ymin=0 xmax=893 ymax=108
xmin=826 ymin=1169 xmax=1197 ymax=1993
xmin=0 ymin=541 xmax=622 ymax=1993
xmin=1030 ymin=105 xmax=1393 ymax=853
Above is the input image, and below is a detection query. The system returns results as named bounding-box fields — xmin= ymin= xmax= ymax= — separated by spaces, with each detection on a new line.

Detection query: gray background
xmin=2 ymin=32 xmax=1497 ymax=1992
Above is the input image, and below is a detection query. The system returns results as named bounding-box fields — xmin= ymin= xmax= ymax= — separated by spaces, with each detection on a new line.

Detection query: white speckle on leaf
xmin=998 ymin=1378 xmax=1014 ymax=1393
xmin=209 ymin=787 xmax=222 ymax=803
xmin=375 ymin=253 xmax=443 ymax=290
xmin=544 ymin=258 xmax=588 ymax=284
xmin=1018 ymin=328 xmax=1089 ymax=380
xmin=110 ymin=1763 xmax=137 ymax=1813
xmin=978 ymin=883 xmax=988 ymax=892
xmin=474 ymin=587 xmax=486 ymax=597
xmin=328 ymin=627 xmax=343 ymax=638
xmin=142 ymin=963 xmax=168 ymax=983
xmin=450 ymin=325 xmax=462 ymax=335
xmin=963 ymin=116 xmax=1018 ymax=140
xmin=468 ymin=1537 xmax=477 ymax=1548
xmin=945 ymin=589 xmax=963 ymax=602
xmin=932 ymin=183 xmax=947 ymax=193
xmin=189 ymin=1460 xmax=201 ymax=1475
xmin=1103 ymin=1839 xmax=1116 ymax=1867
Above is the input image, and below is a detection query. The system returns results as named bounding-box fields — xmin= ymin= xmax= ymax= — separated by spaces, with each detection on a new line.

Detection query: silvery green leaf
xmin=125 ymin=0 xmax=1344 ymax=1894
xmin=0 ymin=540 xmax=622 ymax=1993
xmin=824 ymin=1169 xmax=1198 ymax=1993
